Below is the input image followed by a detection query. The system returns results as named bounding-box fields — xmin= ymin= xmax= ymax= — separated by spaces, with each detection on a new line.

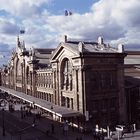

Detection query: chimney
xmin=64 ymin=35 xmax=67 ymax=42
xmin=98 ymin=36 xmax=104 ymax=45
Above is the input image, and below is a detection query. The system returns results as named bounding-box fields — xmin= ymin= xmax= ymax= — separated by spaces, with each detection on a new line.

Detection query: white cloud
xmin=111 ymin=0 xmax=140 ymax=27
xmin=0 ymin=0 xmax=140 ymax=63
xmin=0 ymin=0 xmax=51 ymax=17
xmin=0 ymin=18 xmax=20 ymax=35
xmin=44 ymin=0 xmax=140 ymax=48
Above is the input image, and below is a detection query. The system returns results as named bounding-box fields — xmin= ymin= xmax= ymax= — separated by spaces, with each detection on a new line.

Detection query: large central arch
xmin=60 ymin=58 xmax=72 ymax=91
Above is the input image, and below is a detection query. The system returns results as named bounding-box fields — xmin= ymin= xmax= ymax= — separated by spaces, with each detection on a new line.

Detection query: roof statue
xmin=98 ymin=36 xmax=104 ymax=45
xmin=64 ymin=35 xmax=67 ymax=42
xmin=32 ymin=47 xmax=35 ymax=57
xmin=16 ymin=36 xmax=27 ymax=55
xmin=56 ymin=35 xmax=124 ymax=53
xmin=65 ymin=10 xmax=73 ymax=16
xmin=29 ymin=47 xmax=36 ymax=61
xmin=78 ymin=42 xmax=85 ymax=53
xmin=118 ymin=44 xmax=124 ymax=53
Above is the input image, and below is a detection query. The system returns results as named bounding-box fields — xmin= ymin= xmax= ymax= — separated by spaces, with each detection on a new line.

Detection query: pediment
xmin=51 ymin=42 xmax=80 ymax=62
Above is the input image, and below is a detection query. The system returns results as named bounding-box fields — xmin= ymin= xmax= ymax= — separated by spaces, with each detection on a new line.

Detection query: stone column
xmin=65 ymin=97 xmax=68 ymax=108
xmin=117 ymin=65 xmax=127 ymax=123
xmin=73 ymin=68 xmax=78 ymax=111
xmin=69 ymin=98 xmax=72 ymax=109
xmin=78 ymin=66 xmax=86 ymax=114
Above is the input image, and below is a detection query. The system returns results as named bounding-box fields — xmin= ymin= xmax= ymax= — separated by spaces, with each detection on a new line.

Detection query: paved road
xmin=1 ymin=96 xmax=140 ymax=140
xmin=0 ymin=110 xmax=57 ymax=140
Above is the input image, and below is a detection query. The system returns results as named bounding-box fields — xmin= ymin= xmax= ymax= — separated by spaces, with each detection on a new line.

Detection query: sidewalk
xmin=0 ymin=127 xmax=12 ymax=140
xmin=1 ymin=109 xmax=140 ymax=140
xmin=3 ymin=103 xmax=140 ymax=140
xmin=105 ymin=130 xmax=140 ymax=140
xmin=10 ymin=110 xmax=94 ymax=140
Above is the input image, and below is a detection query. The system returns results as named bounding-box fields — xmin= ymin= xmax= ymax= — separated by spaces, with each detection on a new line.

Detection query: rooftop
xmin=62 ymin=36 xmax=124 ymax=53
xmin=0 ymin=86 xmax=81 ymax=118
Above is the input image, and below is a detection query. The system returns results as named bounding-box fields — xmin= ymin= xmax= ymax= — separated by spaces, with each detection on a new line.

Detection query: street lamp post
xmin=20 ymin=106 xmax=23 ymax=119
xmin=0 ymin=99 xmax=6 ymax=137
xmin=33 ymin=113 xmax=36 ymax=127
xmin=2 ymin=108 xmax=5 ymax=136
xmin=32 ymin=102 xmax=36 ymax=126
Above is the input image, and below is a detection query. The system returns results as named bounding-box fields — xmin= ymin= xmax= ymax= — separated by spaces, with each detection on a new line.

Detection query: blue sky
xmin=0 ymin=0 xmax=140 ymax=65
xmin=48 ymin=0 xmax=98 ymax=14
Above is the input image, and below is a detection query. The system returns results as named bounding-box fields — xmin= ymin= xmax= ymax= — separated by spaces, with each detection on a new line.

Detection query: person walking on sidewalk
xmin=51 ymin=123 xmax=55 ymax=134
xmin=63 ymin=120 xmax=69 ymax=136
xmin=131 ymin=123 xmax=136 ymax=136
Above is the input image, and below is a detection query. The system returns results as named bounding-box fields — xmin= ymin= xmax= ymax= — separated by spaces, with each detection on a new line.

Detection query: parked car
xmin=116 ymin=125 xmax=131 ymax=133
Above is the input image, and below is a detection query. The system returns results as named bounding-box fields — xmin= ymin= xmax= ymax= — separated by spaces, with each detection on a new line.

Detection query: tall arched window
xmin=61 ymin=58 xmax=72 ymax=90
xmin=26 ymin=66 xmax=30 ymax=84
xmin=16 ymin=59 xmax=22 ymax=83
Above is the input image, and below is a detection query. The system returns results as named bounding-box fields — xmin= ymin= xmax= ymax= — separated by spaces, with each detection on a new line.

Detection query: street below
xmin=0 ymin=102 xmax=57 ymax=140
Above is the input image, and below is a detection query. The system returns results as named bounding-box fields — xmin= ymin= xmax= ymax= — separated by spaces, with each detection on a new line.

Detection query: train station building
xmin=0 ymin=36 xmax=128 ymax=129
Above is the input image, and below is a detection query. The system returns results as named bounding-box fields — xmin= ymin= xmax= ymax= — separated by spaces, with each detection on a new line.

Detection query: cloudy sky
xmin=0 ymin=0 xmax=140 ymax=65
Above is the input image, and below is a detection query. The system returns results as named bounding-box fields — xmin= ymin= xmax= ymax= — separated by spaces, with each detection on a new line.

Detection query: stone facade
xmin=1 ymin=36 xmax=127 ymax=127
xmin=124 ymin=51 xmax=140 ymax=127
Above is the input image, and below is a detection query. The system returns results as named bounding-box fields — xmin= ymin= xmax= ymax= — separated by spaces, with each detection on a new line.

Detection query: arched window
xmin=26 ymin=66 xmax=30 ymax=84
xmin=16 ymin=59 xmax=22 ymax=83
xmin=61 ymin=58 xmax=72 ymax=90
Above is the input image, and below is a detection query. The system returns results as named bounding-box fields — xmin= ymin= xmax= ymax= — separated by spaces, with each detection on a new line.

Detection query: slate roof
xmin=0 ymin=86 xmax=81 ymax=117
xmin=63 ymin=41 xmax=119 ymax=53
xmin=33 ymin=48 xmax=55 ymax=68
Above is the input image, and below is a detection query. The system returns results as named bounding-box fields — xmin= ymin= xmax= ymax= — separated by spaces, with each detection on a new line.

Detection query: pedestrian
xmin=110 ymin=131 xmax=113 ymax=140
xmin=63 ymin=120 xmax=69 ymax=135
xmin=51 ymin=123 xmax=55 ymax=134
xmin=33 ymin=116 xmax=36 ymax=124
xmin=131 ymin=123 xmax=136 ymax=136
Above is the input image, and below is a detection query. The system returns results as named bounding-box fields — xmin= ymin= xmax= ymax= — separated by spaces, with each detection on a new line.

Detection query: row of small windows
xmin=36 ymin=73 xmax=53 ymax=88
xmin=27 ymin=89 xmax=53 ymax=102
xmin=2 ymin=58 xmax=80 ymax=95
xmin=61 ymin=96 xmax=74 ymax=109
xmin=35 ymin=91 xmax=53 ymax=102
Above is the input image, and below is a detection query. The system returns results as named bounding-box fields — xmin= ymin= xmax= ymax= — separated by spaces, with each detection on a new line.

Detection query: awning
xmin=0 ymin=86 xmax=82 ymax=118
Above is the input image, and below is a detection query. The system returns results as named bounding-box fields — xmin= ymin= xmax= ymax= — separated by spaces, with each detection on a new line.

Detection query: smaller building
xmin=124 ymin=51 xmax=140 ymax=127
